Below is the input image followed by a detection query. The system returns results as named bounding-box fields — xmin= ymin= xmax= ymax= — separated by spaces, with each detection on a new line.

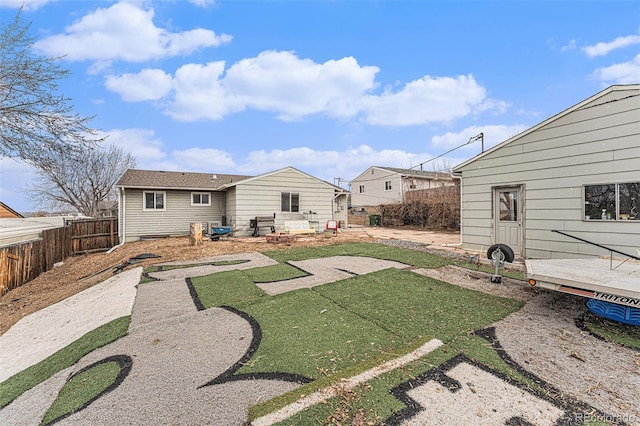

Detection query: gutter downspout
xmin=107 ymin=187 xmax=126 ymax=253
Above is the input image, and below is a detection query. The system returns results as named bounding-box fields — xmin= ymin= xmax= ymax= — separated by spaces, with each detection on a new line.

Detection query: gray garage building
xmin=453 ymin=84 xmax=640 ymax=260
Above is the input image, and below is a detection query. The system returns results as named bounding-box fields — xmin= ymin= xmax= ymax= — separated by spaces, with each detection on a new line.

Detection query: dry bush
xmin=380 ymin=185 xmax=460 ymax=230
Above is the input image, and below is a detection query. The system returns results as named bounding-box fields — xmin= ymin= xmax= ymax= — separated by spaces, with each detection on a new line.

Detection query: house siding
xmin=350 ymin=168 xmax=404 ymax=207
xmin=121 ymin=189 xmax=225 ymax=242
xmin=231 ymin=168 xmax=338 ymax=236
xmin=456 ymin=86 xmax=640 ymax=259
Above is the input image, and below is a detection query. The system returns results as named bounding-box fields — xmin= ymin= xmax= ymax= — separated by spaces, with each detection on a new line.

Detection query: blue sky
xmin=1 ymin=0 xmax=639 ymax=212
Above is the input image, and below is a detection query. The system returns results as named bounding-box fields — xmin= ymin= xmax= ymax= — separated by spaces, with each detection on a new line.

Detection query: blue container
xmin=586 ymin=299 xmax=640 ymax=326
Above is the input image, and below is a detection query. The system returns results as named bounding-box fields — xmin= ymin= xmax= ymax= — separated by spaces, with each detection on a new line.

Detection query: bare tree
xmin=0 ymin=9 xmax=103 ymax=163
xmin=28 ymin=145 xmax=136 ymax=217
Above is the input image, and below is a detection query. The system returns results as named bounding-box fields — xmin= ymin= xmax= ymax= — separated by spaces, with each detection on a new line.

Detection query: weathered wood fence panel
xmin=0 ymin=226 xmax=72 ymax=295
xmin=0 ymin=218 xmax=117 ymax=295
xmin=70 ymin=218 xmax=118 ymax=254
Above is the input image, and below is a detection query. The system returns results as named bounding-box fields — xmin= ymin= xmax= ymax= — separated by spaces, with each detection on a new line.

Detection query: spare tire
xmin=487 ymin=244 xmax=515 ymax=263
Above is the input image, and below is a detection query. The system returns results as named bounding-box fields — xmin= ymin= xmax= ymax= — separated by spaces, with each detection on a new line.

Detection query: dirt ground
xmin=2 ymin=226 xmax=639 ymax=423
xmin=0 ymin=229 xmax=376 ymax=335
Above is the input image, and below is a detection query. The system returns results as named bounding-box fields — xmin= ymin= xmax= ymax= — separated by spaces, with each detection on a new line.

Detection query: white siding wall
xmin=457 ymin=88 xmax=640 ymax=259
xmin=121 ymin=189 xmax=225 ymax=242
xmin=350 ymin=168 xmax=404 ymax=207
xmin=232 ymin=168 xmax=338 ymax=236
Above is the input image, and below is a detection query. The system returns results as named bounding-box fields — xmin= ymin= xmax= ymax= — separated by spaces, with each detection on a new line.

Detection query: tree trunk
xmin=190 ymin=222 xmax=202 ymax=246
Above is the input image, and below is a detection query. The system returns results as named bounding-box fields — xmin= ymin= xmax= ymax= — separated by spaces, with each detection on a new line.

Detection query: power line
xmin=409 ymin=133 xmax=484 ymax=172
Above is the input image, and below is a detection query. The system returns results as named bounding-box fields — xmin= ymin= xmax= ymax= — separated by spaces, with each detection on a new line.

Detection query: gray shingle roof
xmin=375 ymin=166 xmax=453 ymax=179
xmin=116 ymin=169 xmax=253 ymax=191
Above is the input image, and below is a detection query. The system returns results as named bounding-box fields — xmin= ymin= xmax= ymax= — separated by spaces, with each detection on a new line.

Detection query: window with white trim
xmin=385 ymin=181 xmax=392 ymax=191
xmin=584 ymin=182 xmax=639 ymax=220
xmin=191 ymin=192 xmax=211 ymax=206
xmin=359 ymin=185 xmax=365 ymax=193
xmin=281 ymin=192 xmax=300 ymax=212
xmin=144 ymin=191 xmax=165 ymax=210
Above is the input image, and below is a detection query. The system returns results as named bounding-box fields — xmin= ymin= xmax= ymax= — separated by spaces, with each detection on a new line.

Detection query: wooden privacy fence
xmin=70 ymin=217 xmax=118 ymax=254
xmin=0 ymin=218 xmax=118 ymax=295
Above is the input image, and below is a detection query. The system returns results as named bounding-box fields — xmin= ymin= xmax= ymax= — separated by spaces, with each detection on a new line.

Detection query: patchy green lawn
xmin=4 ymin=242 xmax=633 ymax=425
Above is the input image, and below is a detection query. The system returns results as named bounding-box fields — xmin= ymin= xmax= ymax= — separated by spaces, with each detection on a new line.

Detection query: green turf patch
xmin=263 ymin=242 xmax=453 ymax=269
xmin=0 ymin=316 xmax=130 ymax=409
xmin=246 ymin=263 xmax=309 ymax=283
xmin=233 ymin=289 xmax=405 ymax=378
xmin=580 ymin=312 xmax=640 ymax=350
xmin=41 ymin=360 xmax=122 ymax=425
xmin=191 ymin=269 xmax=268 ymax=307
xmin=316 ymin=269 xmax=522 ymax=343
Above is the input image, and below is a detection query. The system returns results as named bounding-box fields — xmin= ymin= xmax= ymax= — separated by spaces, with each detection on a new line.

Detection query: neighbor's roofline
xmin=221 ymin=165 xmax=347 ymax=192
xmin=349 ymin=165 xmax=451 ymax=184
xmin=453 ymin=84 xmax=640 ymax=171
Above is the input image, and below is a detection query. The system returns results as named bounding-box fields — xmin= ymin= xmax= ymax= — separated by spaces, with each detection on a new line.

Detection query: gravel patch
xmin=413 ymin=265 xmax=540 ymax=302
xmin=149 ymin=252 xmax=278 ymax=281
xmin=258 ymin=256 xmax=409 ymax=295
xmin=0 ymin=367 xmax=73 ymax=426
xmin=495 ymin=292 xmax=640 ymax=424
xmin=0 ymin=267 xmax=141 ymax=382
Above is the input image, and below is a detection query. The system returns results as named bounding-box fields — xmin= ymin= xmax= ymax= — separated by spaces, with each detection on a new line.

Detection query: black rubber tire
xmin=487 ymin=244 xmax=515 ymax=263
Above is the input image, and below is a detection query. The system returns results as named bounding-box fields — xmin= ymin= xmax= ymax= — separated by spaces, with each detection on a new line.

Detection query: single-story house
xmin=453 ymin=84 xmax=640 ymax=260
xmin=116 ymin=166 xmax=350 ymax=242
xmin=349 ymin=166 xmax=456 ymax=208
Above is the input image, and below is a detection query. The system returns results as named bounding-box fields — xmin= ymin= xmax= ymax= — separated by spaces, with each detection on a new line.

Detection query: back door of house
xmin=494 ymin=186 xmax=523 ymax=257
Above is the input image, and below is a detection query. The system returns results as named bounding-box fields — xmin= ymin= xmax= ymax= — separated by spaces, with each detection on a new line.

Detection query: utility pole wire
xmin=411 ymin=133 xmax=484 ymax=172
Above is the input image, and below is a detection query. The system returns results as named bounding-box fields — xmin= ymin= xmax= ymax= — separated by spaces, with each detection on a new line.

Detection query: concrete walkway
xmin=0 ymin=253 xmax=417 ymax=425
xmin=0 ymin=268 xmax=141 ymax=383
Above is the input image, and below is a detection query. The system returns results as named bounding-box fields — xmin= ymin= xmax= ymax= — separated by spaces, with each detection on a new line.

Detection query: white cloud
xmin=120 ymin=143 xmax=451 ymax=186
xmin=560 ymin=38 xmax=578 ymax=52
xmin=171 ymin=148 xmax=236 ymax=172
xmin=107 ymin=51 xmax=503 ymax=127
xmin=169 ymin=61 xmax=233 ymax=120
xmin=100 ymin=128 xmax=167 ymax=163
xmin=0 ymin=0 xmax=55 ymax=11
xmin=431 ymin=124 xmax=529 ymax=152
xmin=189 ymin=0 xmax=216 ymax=7
xmin=222 ymin=51 xmax=379 ymax=121
xmin=589 ymin=53 xmax=640 ymax=84
xmin=236 ymin=145 xmax=439 ymax=182
xmin=33 ymin=2 xmax=232 ymax=63
xmin=360 ymin=75 xmax=489 ymax=126
xmin=583 ymin=33 xmax=640 ymax=57
xmin=105 ymin=69 xmax=173 ymax=101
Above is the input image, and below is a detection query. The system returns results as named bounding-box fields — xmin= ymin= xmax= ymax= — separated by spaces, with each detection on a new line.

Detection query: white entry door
xmin=494 ymin=186 xmax=523 ymax=257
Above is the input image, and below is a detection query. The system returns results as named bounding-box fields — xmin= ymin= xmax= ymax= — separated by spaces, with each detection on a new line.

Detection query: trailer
xmin=488 ymin=230 xmax=640 ymax=326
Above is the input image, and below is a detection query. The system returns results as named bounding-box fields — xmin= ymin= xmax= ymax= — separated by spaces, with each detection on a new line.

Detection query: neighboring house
xmin=453 ymin=84 xmax=640 ymax=260
xmin=349 ymin=166 xmax=455 ymax=207
xmin=116 ymin=166 xmax=349 ymax=242
xmin=96 ymin=200 xmax=118 ymax=218
xmin=0 ymin=202 xmax=24 ymax=219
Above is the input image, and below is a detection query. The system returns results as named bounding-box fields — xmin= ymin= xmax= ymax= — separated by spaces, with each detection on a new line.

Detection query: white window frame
xmin=281 ymin=192 xmax=300 ymax=212
xmin=385 ymin=181 xmax=392 ymax=191
xmin=191 ymin=192 xmax=211 ymax=206
xmin=143 ymin=191 xmax=166 ymax=211
xmin=359 ymin=185 xmax=365 ymax=193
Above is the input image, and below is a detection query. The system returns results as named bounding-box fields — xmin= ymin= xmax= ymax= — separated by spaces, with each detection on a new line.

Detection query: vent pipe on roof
xmin=211 ymin=174 xmax=217 ymax=181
